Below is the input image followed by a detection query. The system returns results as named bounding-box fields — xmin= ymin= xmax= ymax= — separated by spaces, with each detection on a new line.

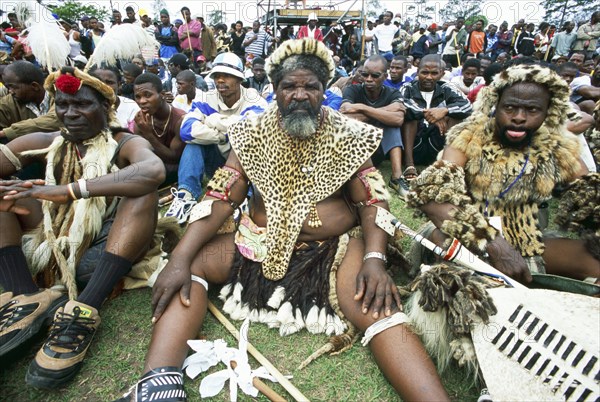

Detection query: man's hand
xmin=0 ymin=130 xmax=5 ymax=138
xmin=0 ymin=179 xmax=44 ymax=214
xmin=134 ymin=112 xmax=154 ymax=138
xmin=354 ymin=259 xmax=402 ymax=319
xmin=424 ymin=107 xmax=448 ymax=124
xmin=339 ymin=102 xmax=364 ymax=115
xmin=486 ymin=236 xmax=532 ymax=284
xmin=1 ymin=180 xmax=74 ymax=204
xmin=434 ymin=117 xmax=449 ymax=135
xmin=151 ymin=257 xmax=193 ymax=323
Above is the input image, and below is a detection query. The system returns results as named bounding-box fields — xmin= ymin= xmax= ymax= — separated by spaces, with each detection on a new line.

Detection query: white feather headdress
xmin=25 ymin=20 xmax=70 ymax=71
xmin=86 ymin=24 xmax=159 ymax=70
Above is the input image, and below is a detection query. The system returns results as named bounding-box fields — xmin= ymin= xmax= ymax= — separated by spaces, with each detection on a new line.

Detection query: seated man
xmin=117 ymin=38 xmax=449 ymax=402
xmin=0 ymin=61 xmax=62 ymax=141
xmin=243 ymin=56 xmax=270 ymax=96
xmin=408 ymin=64 xmax=599 ymax=283
xmin=383 ymin=55 xmax=413 ymax=91
xmin=133 ymin=73 xmax=186 ymax=182
xmin=90 ymin=66 xmax=140 ymax=132
xmin=340 ymin=55 xmax=407 ymax=197
xmin=172 ymin=70 xmax=203 ymax=112
xmin=570 ymin=66 xmax=600 ymax=115
xmin=400 ymin=54 xmax=472 ymax=178
xmin=164 ymin=52 xmax=267 ymax=223
xmin=0 ymin=67 xmax=165 ymax=388
xmin=450 ymin=58 xmax=484 ymax=95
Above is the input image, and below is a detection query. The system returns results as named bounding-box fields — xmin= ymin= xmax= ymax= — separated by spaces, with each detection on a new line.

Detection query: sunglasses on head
xmin=360 ymin=71 xmax=383 ymax=79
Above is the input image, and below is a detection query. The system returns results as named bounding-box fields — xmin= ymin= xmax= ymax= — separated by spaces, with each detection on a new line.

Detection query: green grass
xmin=0 ymin=161 xmax=481 ymax=401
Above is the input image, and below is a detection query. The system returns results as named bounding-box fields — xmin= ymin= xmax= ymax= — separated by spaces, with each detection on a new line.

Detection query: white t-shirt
xmin=421 ymin=90 xmax=434 ymax=108
xmin=373 ymin=23 xmax=398 ymax=52
xmin=116 ymin=96 xmax=140 ymax=132
xmin=172 ymin=92 xmax=203 ymax=113
xmin=450 ymin=75 xmax=485 ymax=94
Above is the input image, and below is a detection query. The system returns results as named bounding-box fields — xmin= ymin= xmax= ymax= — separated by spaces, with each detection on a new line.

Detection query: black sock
xmin=77 ymin=252 xmax=132 ymax=309
xmin=0 ymin=246 xmax=38 ymax=296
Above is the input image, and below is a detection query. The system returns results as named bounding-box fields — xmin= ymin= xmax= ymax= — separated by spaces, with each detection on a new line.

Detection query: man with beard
xmin=163 ymin=52 xmax=267 ymax=223
xmin=0 ymin=61 xmax=61 ymax=141
xmin=116 ymin=39 xmax=449 ymax=402
xmin=408 ymin=64 xmax=599 ymax=283
xmin=0 ymin=67 xmax=164 ymax=388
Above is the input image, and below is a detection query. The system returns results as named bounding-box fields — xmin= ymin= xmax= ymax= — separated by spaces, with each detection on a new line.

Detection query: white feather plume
xmin=86 ymin=24 xmax=159 ymax=70
xmin=25 ymin=20 xmax=70 ymax=71
xmin=14 ymin=0 xmax=38 ymax=25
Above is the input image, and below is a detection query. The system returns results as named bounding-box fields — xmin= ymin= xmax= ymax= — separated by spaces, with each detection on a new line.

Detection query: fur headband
xmin=473 ymin=64 xmax=571 ymax=130
xmin=266 ymin=38 xmax=335 ymax=83
xmin=45 ymin=66 xmax=116 ymax=106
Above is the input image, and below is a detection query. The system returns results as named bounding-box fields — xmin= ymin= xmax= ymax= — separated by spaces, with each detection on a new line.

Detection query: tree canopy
xmin=541 ymin=0 xmax=596 ymax=27
xmin=48 ymin=0 xmax=109 ymax=23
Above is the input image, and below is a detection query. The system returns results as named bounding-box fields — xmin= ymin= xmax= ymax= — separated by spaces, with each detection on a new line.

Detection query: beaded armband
xmin=205 ymin=165 xmax=243 ymax=210
xmin=353 ymin=167 xmax=390 ymax=207
xmin=408 ymin=160 xmax=498 ymax=254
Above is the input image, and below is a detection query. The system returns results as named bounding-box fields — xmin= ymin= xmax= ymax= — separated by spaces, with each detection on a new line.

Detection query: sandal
xmin=403 ymin=166 xmax=418 ymax=181
xmin=114 ymin=366 xmax=187 ymax=401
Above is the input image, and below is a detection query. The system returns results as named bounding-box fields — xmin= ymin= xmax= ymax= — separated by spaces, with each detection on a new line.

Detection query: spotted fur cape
xmin=228 ymin=104 xmax=382 ymax=280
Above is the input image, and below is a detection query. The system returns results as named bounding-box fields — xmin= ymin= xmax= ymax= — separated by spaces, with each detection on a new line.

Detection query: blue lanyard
xmin=484 ymin=152 xmax=530 ymax=217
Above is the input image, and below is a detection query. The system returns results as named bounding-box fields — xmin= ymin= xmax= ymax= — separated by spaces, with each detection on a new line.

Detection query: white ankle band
xmin=191 ymin=275 xmax=208 ymax=291
xmin=361 ymin=312 xmax=409 ymax=346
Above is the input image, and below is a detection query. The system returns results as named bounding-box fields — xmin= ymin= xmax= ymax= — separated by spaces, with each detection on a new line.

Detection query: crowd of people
xmin=0 ymin=4 xmax=599 ymax=401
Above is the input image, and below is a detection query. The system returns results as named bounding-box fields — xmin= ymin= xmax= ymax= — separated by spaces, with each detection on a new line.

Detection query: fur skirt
xmin=219 ymin=235 xmax=350 ymax=337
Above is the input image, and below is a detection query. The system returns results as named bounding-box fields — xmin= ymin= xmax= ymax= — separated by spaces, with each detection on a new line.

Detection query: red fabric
xmin=297 ymin=26 xmax=324 ymax=42
xmin=467 ymin=83 xmax=486 ymax=103
xmin=55 ymin=73 xmax=82 ymax=95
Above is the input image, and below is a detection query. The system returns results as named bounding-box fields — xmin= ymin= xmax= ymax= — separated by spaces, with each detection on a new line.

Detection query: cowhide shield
xmin=471 ymin=288 xmax=599 ymax=401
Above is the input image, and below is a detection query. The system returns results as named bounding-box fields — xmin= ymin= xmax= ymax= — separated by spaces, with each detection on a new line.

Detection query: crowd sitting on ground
xmin=0 ymin=3 xmax=599 ymax=401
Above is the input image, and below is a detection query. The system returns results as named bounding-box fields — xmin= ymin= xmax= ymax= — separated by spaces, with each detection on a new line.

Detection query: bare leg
xmin=143 ymin=234 xmax=235 ymax=372
xmin=336 ymin=237 xmax=449 ymax=401
xmin=105 ymin=193 xmax=159 ymax=262
xmin=401 ymin=120 xmax=418 ymax=169
xmin=389 ymin=146 xmax=403 ymax=180
xmin=543 ymin=238 xmax=600 ymax=280
xmin=0 ymin=198 xmax=42 ymax=248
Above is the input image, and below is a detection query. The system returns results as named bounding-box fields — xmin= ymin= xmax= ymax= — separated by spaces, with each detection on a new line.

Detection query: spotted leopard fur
xmin=228 ymin=104 xmax=382 ymax=280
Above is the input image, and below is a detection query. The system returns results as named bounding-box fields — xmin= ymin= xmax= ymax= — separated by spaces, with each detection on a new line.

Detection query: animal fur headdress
xmin=45 ymin=66 xmax=119 ymax=127
xmin=266 ymin=38 xmax=335 ymax=87
xmin=472 ymin=64 xmax=572 ymax=131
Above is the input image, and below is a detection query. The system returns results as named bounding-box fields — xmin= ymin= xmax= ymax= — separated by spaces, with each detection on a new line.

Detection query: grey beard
xmin=281 ymin=112 xmax=318 ymax=139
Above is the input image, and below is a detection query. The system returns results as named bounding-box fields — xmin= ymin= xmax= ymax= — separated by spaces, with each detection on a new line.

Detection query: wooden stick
xmin=207 ymin=301 xmax=310 ymax=402
xmin=230 ymin=360 xmax=285 ymax=401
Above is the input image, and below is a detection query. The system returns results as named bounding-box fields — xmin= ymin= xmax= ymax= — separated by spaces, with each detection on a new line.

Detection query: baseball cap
xmin=138 ymin=8 xmax=149 ymax=17
xmin=430 ymin=23 xmax=437 ymax=29
xmin=169 ymin=53 xmax=189 ymax=68
xmin=209 ymin=52 xmax=245 ymax=79
xmin=174 ymin=19 xmax=183 ymax=24
xmin=196 ymin=55 xmax=206 ymax=62
xmin=73 ymin=55 xmax=88 ymax=64
xmin=419 ymin=23 xmax=427 ymax=30
xmin=307 ymin=12 xmax=318 ymax=22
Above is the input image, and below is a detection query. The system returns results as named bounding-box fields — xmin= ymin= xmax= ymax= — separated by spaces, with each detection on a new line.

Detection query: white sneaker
xmin=164 ymin=189 xmax=197 ymax=224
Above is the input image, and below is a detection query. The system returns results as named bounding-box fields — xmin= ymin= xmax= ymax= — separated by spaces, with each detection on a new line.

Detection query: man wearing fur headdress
xmin=116 ymin=38 xmax=449 ymax=401
xmin=0 ymin=67 xmax=165 ymax=388
xmin=409 ymin=64 xmax=600 ymax=283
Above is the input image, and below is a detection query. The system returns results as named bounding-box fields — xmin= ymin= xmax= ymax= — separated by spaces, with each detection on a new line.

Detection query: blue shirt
xmin=383 ymin=76 xmax=413 ymax=91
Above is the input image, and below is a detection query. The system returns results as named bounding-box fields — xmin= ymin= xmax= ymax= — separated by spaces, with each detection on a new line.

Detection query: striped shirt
xmin=243 ymin=29 xmax=271 ymax=57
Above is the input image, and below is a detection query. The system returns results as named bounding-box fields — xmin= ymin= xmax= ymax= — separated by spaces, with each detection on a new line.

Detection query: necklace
xmin=151 ymin=106 xmax=172 ymax=138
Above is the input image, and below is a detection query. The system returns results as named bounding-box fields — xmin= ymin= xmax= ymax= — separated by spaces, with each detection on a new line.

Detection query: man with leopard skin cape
xmin=408 ymin=63 xmax=600 ymax=284
xmin=116 ymin=38 xmax=450 ymax=402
